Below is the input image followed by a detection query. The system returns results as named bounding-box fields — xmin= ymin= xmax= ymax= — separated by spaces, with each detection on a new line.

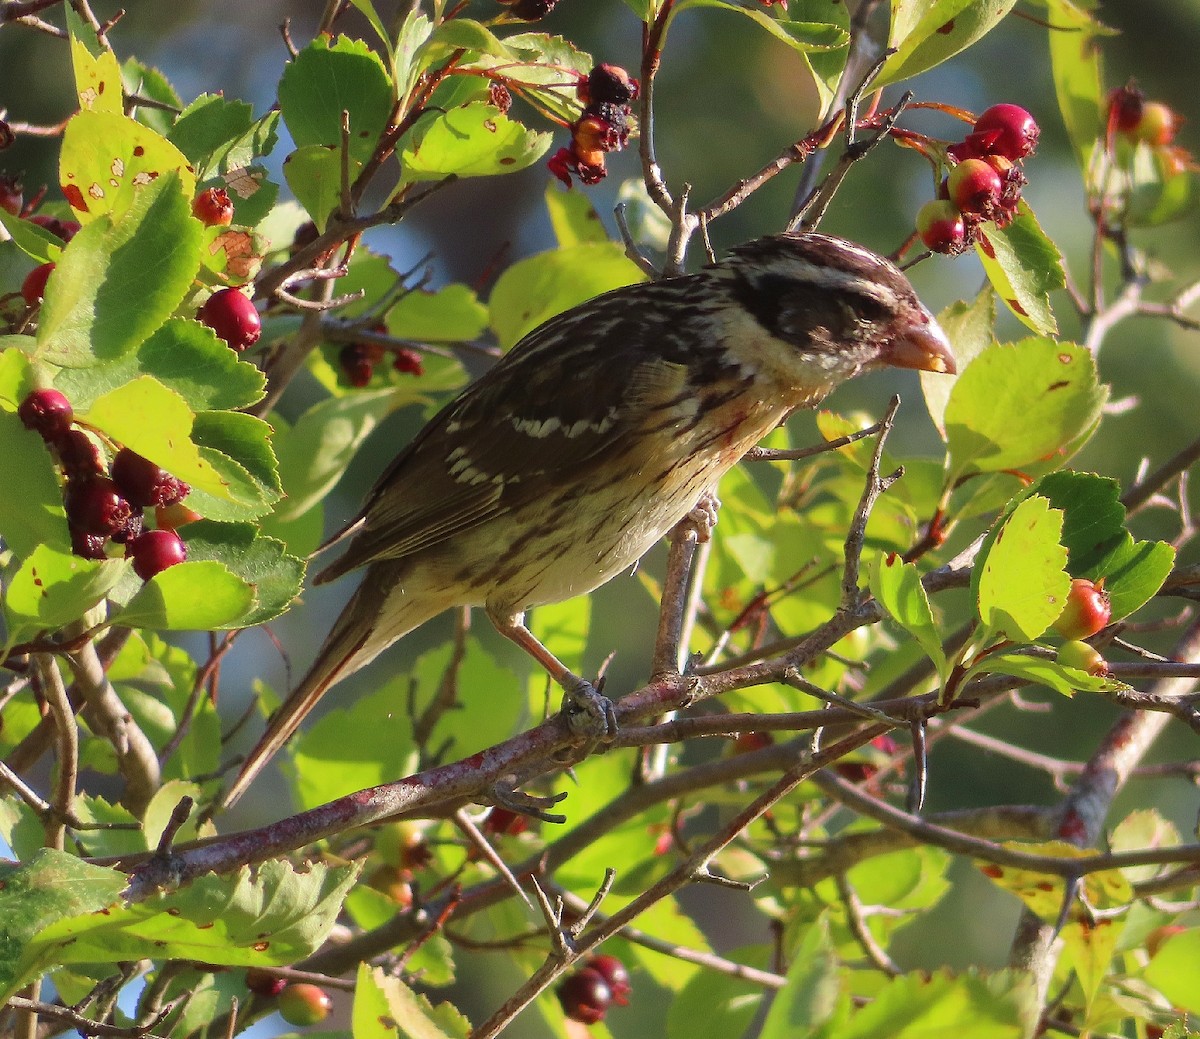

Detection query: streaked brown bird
xmin=224 ymin=232 xmax=955 ymax=806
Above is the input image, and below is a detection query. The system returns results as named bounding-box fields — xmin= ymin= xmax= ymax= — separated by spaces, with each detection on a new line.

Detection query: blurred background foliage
xmin=3 ymin=0 xmax=1199 ymax=1008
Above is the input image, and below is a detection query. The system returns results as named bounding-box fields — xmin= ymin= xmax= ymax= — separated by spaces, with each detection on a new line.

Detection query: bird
xmin=222 ymin=232 xmax=955 ymax=807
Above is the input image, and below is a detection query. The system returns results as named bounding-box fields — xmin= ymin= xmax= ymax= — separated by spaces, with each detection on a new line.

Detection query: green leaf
xmin=279 ymin=35 xmax=394 ymax=165
xmin=1029 ymin=471 xmax=1126 ymax=574
xmin=1145 ymin=929 xmax=1200 ymax=1014
xmin=758 ymin=917 xmax=842 ymax=1039
xmin=191 ymin=410 xmax=283 ymax=508
xmin=483 ymin=33 xmax=594 ymax=125
xmin=976 ymin=495 xmax=1069 ymax=642
xmin=967 ymin=652 xmax=1128 ymax=696
xmin=0 ymin=209 xmax=65 ymax=264
xmin=0 ymin=409 xmax=71 ymax=559
xmin=67 ymin=9 xmax=123 ymax=115
xmin=181 ymin=522 xmax=306 ymax=626
xmin=879 ymin=0 xmax=1020 ymax=88
xmin=1085 ymin=534 xmax=1175 ymax=622
xmin=921 ymin=288 xmax=994 ymax=439
xmin=787 ymin=0 xmax=852 ymax=110
xmin=0 ymin=849 xmax=128 ymax=1002
xmin=121 ymin=57 xmax=183 ymax=136
xmin=944 ymin=339 xmax=1106 ymax=482
xmin=401 ymin=103 xmax=552 ymax=180
xmin=393 ymin=11 xmax=435 ymax=101
xmin=975 ymin=203 xmax=1065 ymax=335
xmin=676 ymin=1 xmax=850 ymax=54
xmin=545 ymin=181 xmax=610 ymax=247
xmin=35 ymin=174 xmax=203 ymax=367
xmin=668 ymin=954 xmax=763 ymax=1039
xmin=117 ymin=560 xmax=255 ymax=630
xmin=1046 ymin=0 xmax=1114 ymax=169
xmin=346 ymin=0 xmax=395 ymax=60
xmin=168 ymin=93 xmax=257 ymax=173
xmin=389 ymin=284 xmax=489 ymax=342
xmin=353 ymin=963 xmax=468 ymax=1039
xmin=27 ymin=860 xmax=359 ymax=972
xmin=488 ymin=242 xmax=647 ymax=348
xmin=869 ymin=552 xmax=948 ymax=679
xmin=3 ymin=546 xmax=125 ymax=645
xmin=58 ymin=110 xmax=196 ymax=223
xmin=283 ymin=144 xmax=354 ymax=232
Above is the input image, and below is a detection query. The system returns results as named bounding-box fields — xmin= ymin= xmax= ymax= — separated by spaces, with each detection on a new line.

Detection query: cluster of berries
xmin=0 ymin=173 xmax=83 ymax=243
xmin=1106 ymin=83 xmax=1190 ymax=174
xmin=557 ymin=953 xmax=632 ymax=1025
xmin=338 ymin=324 xmax=425 ymax=388
xmin=1053 ymin=577 xmax=1112 ymax=677
xmin=548 ymin=64 xmax=639 ymax=187
xmin=915 ymin=103 xmax=1039 ymax=255
xmin=18 ymin=389 xmax=193 ymax=577
xmin=495 ymin=0 xmax=562 ymax=19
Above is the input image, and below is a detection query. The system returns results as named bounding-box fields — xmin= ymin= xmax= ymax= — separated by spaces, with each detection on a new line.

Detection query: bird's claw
xmin=683 ymin=491 xmax=721 ymax=543
xmin=561 ymin=676 xmax=618 ymax=741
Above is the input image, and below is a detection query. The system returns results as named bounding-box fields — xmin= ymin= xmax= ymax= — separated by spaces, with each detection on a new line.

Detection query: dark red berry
xmin=128 ymin=528 xmax=187 ymax=580
xmin=110 ymin=510 xmax=145 ymax=545
xmin=18 ymin=388 xmax=73 ymax=441
xmin=915 ymin=199 xmax=967 ymax=254
xmin=1107 ymin=84 xmax=1146 ymax=135
xmin=21 ymin=262 xmax=54 ymax=306
xmin=948 ymin=158 xmax=1004 ymax=216
xmin=245 ymin=968 xmax=287 ymax=998
xmin=70 ymin=526 xmax=109 ymax=560
xmin=1053 ymin=578 xmax=1111 ymax=640
xmin=972 ymin=104 xmax=1039 ymax=160
xmin=192 ymin=186 xmax=234 ymax=227
xmin=483 ymin=807 xmax=529 ymax=836
xmin=585 ymin=955 xmax=631 ymax=1006
xmin=392 ymin=348 xmax=424 ymax=377
xmin=557 ymin=967 xmax=612 ymax=1025
xmin=197 ymin=288 xmax=261 ymax=352
xmin=276 ymin=983 xmax=332 ymax=1026
xmin=56 ymin=429 xmax=104 ymax=479
xmin=111 ymin=448 xmax=189 ymax=507
xmin=65 ymin=477 xmax=133 ymax=537
xmin=0 ymin=173 xmax=22 ymax=216
xmin=585 ymin=64 xmax=639 ymax=106
xmin=502 ymin=0 xmax=560 ymax=20
xmin=732 ymin=731 xmax=773 ymax=754
xmin=29 ymin=214 xmax=80 ymax=241
xmin=339 ymin=343 xmax=382 ymax=388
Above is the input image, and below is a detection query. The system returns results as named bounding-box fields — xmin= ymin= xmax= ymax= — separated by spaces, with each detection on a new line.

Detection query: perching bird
xmin=223 ymin=232 xmax=955 ymax=806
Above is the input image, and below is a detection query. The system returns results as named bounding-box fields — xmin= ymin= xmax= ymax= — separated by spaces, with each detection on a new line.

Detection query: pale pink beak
xmin=887 ymin=312 xmax=957 ymax=375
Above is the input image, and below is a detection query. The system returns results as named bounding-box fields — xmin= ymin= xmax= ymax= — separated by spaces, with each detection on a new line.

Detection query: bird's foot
xmin=560 ymin=673 xmax=618 ymax=742
xmin=491 ymin=782 xmax=568 ymax=824
xmin=682 ymin=490 xmax=721 ymax=543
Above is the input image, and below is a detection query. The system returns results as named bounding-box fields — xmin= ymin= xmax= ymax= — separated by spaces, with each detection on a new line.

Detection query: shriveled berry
xmin=112 ymin=448 xmax=189 ymax=507
xmin=192 ymin=186 xmax=235 ymax=227
xmin=392 ymin=348 xmax=425 ymax=376
xmin=972 ymin=104 xmax=1039 ymax=160
xmin=0 ymin=173 xmax=22 ymax=216
xmin=18 ymin=388 xmax=73 ymax=441
xmin=1056 ymin=640 xmax=1107 ymax=677
xmin=154 ymin=501 xmax=202 ymax=531
xmin=1053 ymin=578 xmax=1111 ymax=640
xmin=29 ymin=214 xmax=80 ymax=241
xmin=915 ymin=199 xmax=967 ymax=254
xmin=586 ymin=64 xmax=639 ymax=106
xmin=21 ymin=262 xmax=54 ymax=306
xmin=128 ymin=528 xmax=187 ymax=580
xmin=948 ymin=158 xmax=1004 ymax=216
xmin=585 ymin=954 xmax=631 ymax=1006
xmin=70 ymin=527 xmax=109 ymax=560
xmin=557 ymin=967 xmax=612 ymax=1024
xmin=198 ymin=288 xmax=261 ymax=351
xmin=245 ymin=968 xmax=287 ymax=998
xmin=56 ymin=429 xmax=104 ymax=479
xmin=65 ymin=477 xmax=133 ymax=536
xmin=276 ymin=983 xmax=332 ymax=1026
xmin=110 ymin=510 xmax=145 ymax=545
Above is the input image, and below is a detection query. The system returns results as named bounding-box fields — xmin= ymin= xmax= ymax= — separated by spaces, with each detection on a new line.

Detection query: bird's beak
xmin=886 ymin=313 xmax=957 ymax=375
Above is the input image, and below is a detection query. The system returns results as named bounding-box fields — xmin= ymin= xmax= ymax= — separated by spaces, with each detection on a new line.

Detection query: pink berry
xmin=276 ymin=984 xmax=332 ymax=1027
xmin=128 ymin=528 xmax=187 ymax=580
xmin=972 ymin=104 xmax=1039 ymax=160
xmin=948 ymin=158 xmax=1004 ymax=216
xmin=245 ymin=968 xmax=287 ymax=999
xmin=65 ymin=477 xmax=133 ymax=537
xmin=557 ymin=968 xmax=612 ymax=1025
xmin=1053 ymin=579 xmax=1111 ymax=640
xmin=192 ymin=186 xmax=234 ymax=227
xmin=915 ymin=199 xmax=966 ymax=254
xmin=21 ymin=262 xmax=54 ymax=306
xmin=197 ymin=288 xmax=261 ymax=352
xmin=18 ymin=388 xmax=73 ymax=441
xmin=111 ymin=448 xmax=189 ymax=507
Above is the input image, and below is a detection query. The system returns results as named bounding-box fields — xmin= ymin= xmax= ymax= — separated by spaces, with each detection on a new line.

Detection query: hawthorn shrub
xmin=0 ymin=3 xmax=1198 ymax=1039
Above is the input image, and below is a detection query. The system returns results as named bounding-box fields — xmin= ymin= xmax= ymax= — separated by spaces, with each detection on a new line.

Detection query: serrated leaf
xmin=279 ymin=35 xmax=394 ymax=165
xmin=191 ymin=410 xmax=282 ymax=506
xmin=869 ymin=552 xmax=947 ymax=679
xmin=879 ymin=0 xmax=1020 ymax=88
xmin=0 ymin=849 xmax=128 ymax=1001
xmin=117 ymin=560 xmax=255 ymax=630
xmin=488 ymin=242 xmax=646 ymax=348
xmin=545 ymin=179 xmax=609 ymax=247
xmin=283 ymin=144 xmax=354 ymax=232
xmin=121 ymin=58 xmax=183 ymax=136
xmin=676 ymin=1 xmax=850 ymax=53
xmin=36 ymin=174 xmax=203 ymax=367
xmin=976 ymin=495 xmax=1069 ymax=642
xmin=401 ymin=103 xmax=552 ymax=180
xmin=68 ymin=18 xmax=123 ymax=115
xmin=975 ymin=203 xmax=1065 ymax=335
xmin=354 ymin=964 xmax=468 ymax=1039
xmin=1085 ymin=534 xmax=1175 ymax=622
xmin=0 ymin=209 xmax=64 ymax=264
xmin=167 ymin=93 xmax=256 ymax=172
xmin=1030 ymin=471 xmax=1126 ymax=574
xmin=921 ymin=289 xmax=994 ymax=439
xmin=4 ymin=546 xmax=125 ymax=644
xmin=944 ymin=339 xmax=1106 ymax=482
xmin=976 ymin=841 xmax=1131 ymax=920
xmin=758 ymin=917 xmax=841 ymax=1039
xmin=0 ymin=410 xmax=71 ymax=559
xmin=393 ymin=11 xmax=435 ymax=100
xmin=180 ymin=521 xmax=305 ymax=626
xmin=967 ymin=652 xmax=1127 ymax=696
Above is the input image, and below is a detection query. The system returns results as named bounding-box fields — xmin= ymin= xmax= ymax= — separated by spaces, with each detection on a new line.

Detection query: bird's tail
xmin=222 ymin=561 xmax=448 ymax=808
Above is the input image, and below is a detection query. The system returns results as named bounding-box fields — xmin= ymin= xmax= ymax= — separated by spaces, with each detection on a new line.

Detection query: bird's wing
xmin=315 ymin=292 xmax=703 ymax=583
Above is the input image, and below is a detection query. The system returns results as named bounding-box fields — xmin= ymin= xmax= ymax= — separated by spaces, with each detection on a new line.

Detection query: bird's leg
xmin=489 ymin=611 xmax=618 ymax=739
xmin=682 ymin=489 xmax=721 ymax=542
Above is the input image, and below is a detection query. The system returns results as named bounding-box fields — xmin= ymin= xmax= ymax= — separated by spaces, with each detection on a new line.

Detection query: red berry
xmin=128 ymin=528 xmax=187 ymax=580
xmin=585 ymin=955 xmax=631 ymax=1006
xmin=21 ymin=262 xmax=54 ymax=306
xmin=56 ymin=429 xmax=104 ymax=479
xmin=192 ymin=186 xmax=234 ymax=227
xmin=483 ymin=806 xmax=529 ymax=836
xmin=1056 ymin=640 xmax=1107 ymax=677
xmin=732 ymin=731 xmax=773 ymax=754
xmin=557 ymin=967 xmax=612 ymax=1024
xmin=111 ymin=510 xmax=145 ymax=546
xmin=29 ymin=214 xmax=80 ymax=241
xmin=18 ymin=388 xmax=73 ymax=441
xmin=915 ymin=199 xmax=967 ymax=254
xmin=1107 ymin=84 xmax=1146 ymax=135
xmin=339 ymin=343 xmax=381 ymax=387
xmin=245 ymin=968 xmax=287 ymax=998
xmin=276 ymin=983 xmax=332 ymax=1026
xmin=154 ymin=501 xmax=202 ymax=531
xmin=1053 ymin=578 xmax=1112 ymax=640
xmin=972 ymin=104 xmax=1039 ymax=160
xmin=70 ymin=526 xmax=109 ymax=560
xmin=65 ymin=477 xmax=133 ymax=537
xmin=0 ymin=173 xmax=22 ymax=216
xmin=1131 ymin=101 xmax=1181 ymax=147
xmin=111 ymin=448 xmax=189 ymax=507
xmin=948 ymin=158 xmax=1004 ymax=216
xmin=392 ymin=348 xmax=424 ymax=377
xmin=197 ymin=288 xmax=261 ymax=352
